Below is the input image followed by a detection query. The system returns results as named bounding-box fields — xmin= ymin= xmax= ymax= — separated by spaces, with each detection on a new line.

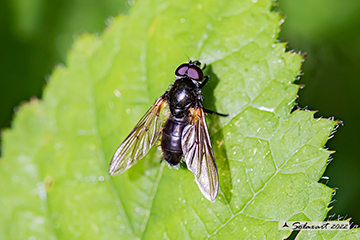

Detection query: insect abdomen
xmin=161 ymin=115 xmax=187 ymax=165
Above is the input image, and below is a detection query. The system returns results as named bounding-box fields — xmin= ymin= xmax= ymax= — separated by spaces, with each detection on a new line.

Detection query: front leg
xmin=199 ymin=75 xmax=209 ymax=89
xmin=202 ymin=63 xmax=207 ymax=70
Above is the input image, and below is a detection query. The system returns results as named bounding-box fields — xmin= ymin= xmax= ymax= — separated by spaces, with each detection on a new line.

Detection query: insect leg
xmin=202 ymin=63 xmax=207 ymax=70
xmin=199 ymin=75 xmax=210 ymax=89
xmin=203 ymin=108 xmax=229 ymax=117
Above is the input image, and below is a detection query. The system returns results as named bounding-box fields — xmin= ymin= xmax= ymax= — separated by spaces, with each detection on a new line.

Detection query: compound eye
xmin=175 ymin=64 xmax=189 ymax=76
xmin=187 ymin=66 xmax=203 ymax=81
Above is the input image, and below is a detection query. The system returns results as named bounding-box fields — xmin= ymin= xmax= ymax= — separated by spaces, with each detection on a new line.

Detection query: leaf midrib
xmin=88 ymin=42 xmax=138 ymax=237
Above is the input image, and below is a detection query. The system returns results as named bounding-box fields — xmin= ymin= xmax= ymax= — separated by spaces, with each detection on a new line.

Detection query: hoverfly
xmin=109 ymin=60 xmax=228 ymax=201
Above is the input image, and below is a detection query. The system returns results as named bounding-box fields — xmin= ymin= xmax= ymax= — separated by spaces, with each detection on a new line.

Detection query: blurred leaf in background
xmin=276 ymin=0 xmax=360 ymax=225
xmin=0 ymin=0 xmax=129 ymax=132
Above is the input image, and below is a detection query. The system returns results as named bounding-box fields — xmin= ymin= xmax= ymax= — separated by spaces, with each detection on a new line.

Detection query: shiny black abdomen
xmin=161 ymin=78 xmax=200 ymax=165
xmin=161 ymin=115 xmax=188 ymax=165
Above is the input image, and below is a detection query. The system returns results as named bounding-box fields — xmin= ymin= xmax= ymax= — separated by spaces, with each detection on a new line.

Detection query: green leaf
xmin=1 ymin=0 xmax=356 ymax=239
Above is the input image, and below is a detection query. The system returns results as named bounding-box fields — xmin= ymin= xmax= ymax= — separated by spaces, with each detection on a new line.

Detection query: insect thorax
xmin=167 ymin=78 xmax=199 ymax=118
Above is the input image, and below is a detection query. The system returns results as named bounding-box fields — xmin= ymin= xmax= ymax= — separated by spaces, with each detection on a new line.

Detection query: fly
xmin=109 ymin=60 xmax=228 ymax=201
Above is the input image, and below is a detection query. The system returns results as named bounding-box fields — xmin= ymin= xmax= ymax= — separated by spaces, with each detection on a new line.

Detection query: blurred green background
xmin=0 ymin=0 xmax=359 ymax=225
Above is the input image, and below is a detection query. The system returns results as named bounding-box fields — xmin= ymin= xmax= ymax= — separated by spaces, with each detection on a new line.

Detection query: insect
xmin=109 ymin=60 xmax=228 ymax=201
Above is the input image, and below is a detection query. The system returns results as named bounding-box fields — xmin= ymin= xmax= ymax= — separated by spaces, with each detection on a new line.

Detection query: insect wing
xmin=181 ymin=107 xmax=219 ymax=201
xmin=109 ymin=95 xmax=168 ymax=176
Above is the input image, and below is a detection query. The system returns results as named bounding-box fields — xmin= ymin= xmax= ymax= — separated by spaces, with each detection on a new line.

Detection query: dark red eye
xmin=175 ymin=63 xmax=204 ymax=81
xmin=187 ymin=66 xmax=203 ymax=81
xmin=175 ymin=64 xmax=189 ymax=76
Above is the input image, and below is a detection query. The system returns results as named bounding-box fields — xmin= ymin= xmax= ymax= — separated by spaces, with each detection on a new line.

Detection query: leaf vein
xmin=140 ymin=163 xmax=165 ymax=238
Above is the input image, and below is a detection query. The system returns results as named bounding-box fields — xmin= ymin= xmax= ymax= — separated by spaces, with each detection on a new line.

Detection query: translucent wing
xmin=109 ymin=95 xmax=168 ymax=176
xmin=181 ymin=106 xmax=219 ymax=201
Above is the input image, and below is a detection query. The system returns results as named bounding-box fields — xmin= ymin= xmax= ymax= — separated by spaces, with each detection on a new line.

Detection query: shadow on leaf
xmin=202 ymin=65 xmax=233 ymax=203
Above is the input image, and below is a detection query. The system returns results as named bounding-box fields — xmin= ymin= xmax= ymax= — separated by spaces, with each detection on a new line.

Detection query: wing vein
xmin=182 ymin=107 xmax=219 ymax=201
xmin=109 ymin=96 xmax=168 ymax=175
